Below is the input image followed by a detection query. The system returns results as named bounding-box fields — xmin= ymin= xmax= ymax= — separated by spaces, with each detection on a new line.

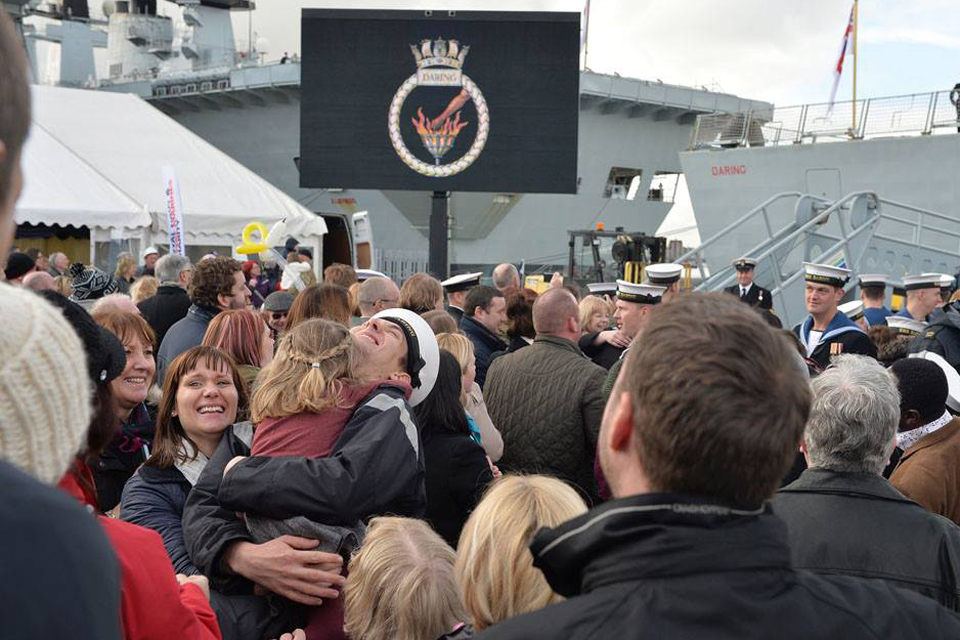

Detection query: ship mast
xmin=851 ymin=0 xmax=858 ymax=133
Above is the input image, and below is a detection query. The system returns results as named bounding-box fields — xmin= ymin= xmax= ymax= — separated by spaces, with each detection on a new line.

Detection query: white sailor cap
xmin=924 ymin=272 xmax=956 ymax=291
xmin=440 ymin=272 xmax=483 ymax=293
xmin=644 ymin=263 xmax=683 ymax=286
xmin=586 ymin=282 xmax=617 ymax=296
xmin=803 ymin=262 xmax=850 ymax=288
xmin=885 ymin=315 xmax=927 ymax=337
xmin=909 ymin=351 xmax=960 ymax=412
xmin=903 ymin=273 xmax=942 ymax=291
xmin=858 ymin=273 xmax=888 ymax=288
xmin=732 ymin=257 xmax=758 ymax=270
xmin=839 ymin=300 xmax=864 ymax=321
xmin=356 ymin=268 xmax=388 ymax=282
xmin=616 ymin=279 xmax=667 ymax=304
xmin=141 ymin=246 xmax=159 ymax=259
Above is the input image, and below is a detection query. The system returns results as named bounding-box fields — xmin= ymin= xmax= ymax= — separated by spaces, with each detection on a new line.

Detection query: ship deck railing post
xmin=923 ymin=92 xmax=937 ymax=135
xmin=856 ymin=98 xmax=870 ymax=139
xmin=795 ymin=105 xmax=808 ymax=144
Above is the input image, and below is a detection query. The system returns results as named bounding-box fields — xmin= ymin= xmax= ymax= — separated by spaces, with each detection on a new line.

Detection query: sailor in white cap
xmin=905 ymin=275 xmax=960 ymax=373
xmin=896 ymin=274 xmax=942 ymax=320
xmin=644 ymin=263 xmax=684 ymax=302
xmin=441 ymin=272 xmax=483 ymax=324
xmin=934 ymin=273 xmax=956 ymax=307
xmin=794 ymin=262 xmax=877 ymax=370
xmin=724 ymin=257 xmax=772 ymax=310
xmin=858 ymin=273 xmax=892 ymax=326
xmin=137 ymin=246 xmax=160 ymax=277
xmin=886 ymin=315 xmax=927 ymax=339
xmin=586 ymin=282 xmax=617 ymax=304
xmin=356 ymin=268 xmax=389 ymax=282
xmin=580 ymin=280 xmax=667 ymax=370
xmin=839 ymin=299 xmax=869 ymax=331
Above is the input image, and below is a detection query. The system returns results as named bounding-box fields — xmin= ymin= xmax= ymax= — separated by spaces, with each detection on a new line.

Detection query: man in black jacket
xmin=909 ymin=299 xmax=960 ymax=372
xmin=459 ymin=285 xmax=507 ymax=389
xmin=137 ymin=253 xmax=192 ymax=346
xmin=773 ymin=354 xmax=960 ymax=610
xmin=183 ymin=308 xmax=439 ymax=606
xmin=724 ymin=257 xmax=773 ymax=309
xmin=478 ymin=292 xmax=960 ymax=640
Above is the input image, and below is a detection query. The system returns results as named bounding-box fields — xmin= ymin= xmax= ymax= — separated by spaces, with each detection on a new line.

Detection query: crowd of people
xmin=7 ymin=10 xmax=960 ymax=640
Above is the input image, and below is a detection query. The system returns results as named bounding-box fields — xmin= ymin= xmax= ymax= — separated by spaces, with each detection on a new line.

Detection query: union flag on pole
xmin=827 ymin=1 xmax=856 ymax=113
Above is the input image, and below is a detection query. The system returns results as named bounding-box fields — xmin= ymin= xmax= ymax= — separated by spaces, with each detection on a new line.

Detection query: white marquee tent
xmin=16 ymin=84 xmax=326 ymax=265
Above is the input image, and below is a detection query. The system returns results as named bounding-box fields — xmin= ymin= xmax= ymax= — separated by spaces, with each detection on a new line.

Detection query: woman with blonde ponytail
xmin=249 ymin=318 xmax=411 ymax=458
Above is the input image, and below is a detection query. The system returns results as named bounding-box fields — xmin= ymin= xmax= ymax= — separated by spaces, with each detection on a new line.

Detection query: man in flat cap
xmin=794 ymin=263 xmax=877 ymax=370
xmin=725 ymin=257 xmax=772 ymax=310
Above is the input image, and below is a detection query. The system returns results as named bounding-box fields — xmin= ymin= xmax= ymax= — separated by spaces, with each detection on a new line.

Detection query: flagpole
xmin=852 ymin=0 xmax=858 ymax=134
xmin=583 ymin=0 xmax=591 ymax=70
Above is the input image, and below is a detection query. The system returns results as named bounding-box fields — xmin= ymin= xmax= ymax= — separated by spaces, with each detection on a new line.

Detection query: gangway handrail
xmin=686 ymin=190 xmax=960 ymax=328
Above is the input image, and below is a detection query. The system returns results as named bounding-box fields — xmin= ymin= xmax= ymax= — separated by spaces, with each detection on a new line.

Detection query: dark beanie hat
xmin=69 ymin=263 xmax=118 ymax=301
xmin=36 ymin=291 xmax=126 ymax=385
xmin=297 ymin=247 xmax=313 ymax=260
xmin=284 ymin=237 xmax=300 ymax=253
xmin=5 ymin=252 xmax=35 ymax=280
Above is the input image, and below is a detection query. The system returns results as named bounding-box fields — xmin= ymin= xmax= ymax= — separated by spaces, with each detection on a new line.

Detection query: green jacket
xmin=484 ymin=335 xmax=607 ymax=502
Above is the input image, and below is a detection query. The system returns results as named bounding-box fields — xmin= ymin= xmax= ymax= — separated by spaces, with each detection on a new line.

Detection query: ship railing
xmin=690 ymin=89 xmax=960 ymax=149
xmin=679 ymin=190 xmax=960 ymax=325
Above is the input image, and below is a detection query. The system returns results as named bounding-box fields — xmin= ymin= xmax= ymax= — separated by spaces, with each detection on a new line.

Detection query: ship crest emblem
xmin=388 ymin=37 xmax=490 ymax=177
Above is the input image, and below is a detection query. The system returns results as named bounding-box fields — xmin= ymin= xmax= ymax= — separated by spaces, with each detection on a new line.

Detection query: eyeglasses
xmin=270 ymin=312 xmax=288 ymax=320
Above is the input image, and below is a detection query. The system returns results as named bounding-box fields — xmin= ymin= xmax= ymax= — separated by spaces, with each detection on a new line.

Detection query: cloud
xmin=226 ymin=0 xmax=960 ymax=107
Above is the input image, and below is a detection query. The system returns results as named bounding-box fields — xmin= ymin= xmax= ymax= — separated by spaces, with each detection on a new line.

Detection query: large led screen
xmin=300 ymin=10 xmax=580 ymax=193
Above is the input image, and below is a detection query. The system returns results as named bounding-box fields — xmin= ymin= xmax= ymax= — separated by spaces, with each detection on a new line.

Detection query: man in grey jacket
xmin=484 ymin=287 xmax=607 ymax=502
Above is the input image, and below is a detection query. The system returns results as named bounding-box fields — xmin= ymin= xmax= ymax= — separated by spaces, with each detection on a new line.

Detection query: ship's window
xmin=169 ymin=85 xmax=181 ymax=95
xmin=648 ymin=171 xmax=681 ymax=203
xmin=184 ymin=83 xmax=197 ymax=93
xmin=200 ymin=81 xmax=213 ymax=92
xmin=604 ymin=167 xmax=642 ymax=200
xmin=154 ymin=86 xmax=167 ymax=96
xmin=216 ymin=79 xmax=230 ymax=90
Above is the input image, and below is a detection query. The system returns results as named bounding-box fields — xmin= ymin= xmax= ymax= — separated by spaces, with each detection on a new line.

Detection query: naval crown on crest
xmin=409 ymin=38 xmax=470 ymax=69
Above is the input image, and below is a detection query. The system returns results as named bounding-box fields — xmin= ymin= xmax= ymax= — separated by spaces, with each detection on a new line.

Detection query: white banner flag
xmin=162 ymin=165 xmax=186 ymax=257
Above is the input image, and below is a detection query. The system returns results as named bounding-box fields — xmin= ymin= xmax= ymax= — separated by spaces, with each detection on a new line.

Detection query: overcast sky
xmin=222 ymin=0 xmax=960 ymax=107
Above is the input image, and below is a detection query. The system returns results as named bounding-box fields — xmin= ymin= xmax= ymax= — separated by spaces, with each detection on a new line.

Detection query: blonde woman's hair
xmin=455 ymin=475 xmax=588 ymax=631
xmin=249 ymin=318 xmax=357 ymax=423
xmin=578 ymin=295 xmax=611 ymax=334
xmin=114 ymin=252 xmax=136 ymax=280
xmin=129 ymin=275 xmax=159 ymax=304
xmin=436 ymin=332 xmax=474 ymax=405
xmin=345 ymin=517 xmax=466 ymax=640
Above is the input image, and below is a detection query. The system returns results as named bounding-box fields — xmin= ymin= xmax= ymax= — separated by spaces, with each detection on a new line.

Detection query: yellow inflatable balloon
xmin=236 ymin=222 xmax=269 ymax=255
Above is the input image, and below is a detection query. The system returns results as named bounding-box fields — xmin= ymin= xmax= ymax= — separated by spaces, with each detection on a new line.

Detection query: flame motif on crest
xmin=411 ymin=108 xmax=470 ymax=162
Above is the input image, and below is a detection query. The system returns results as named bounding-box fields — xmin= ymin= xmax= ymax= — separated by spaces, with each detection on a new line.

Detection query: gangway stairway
xmin=676 ymin=191 xmax=960 ymax=328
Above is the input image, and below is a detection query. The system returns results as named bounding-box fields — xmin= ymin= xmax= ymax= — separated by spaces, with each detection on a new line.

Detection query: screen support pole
xmin=429 ymin=190 xmax=450 ymax=279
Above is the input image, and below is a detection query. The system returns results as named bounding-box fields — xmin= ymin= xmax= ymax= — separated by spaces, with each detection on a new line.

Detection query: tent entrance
xmin=16 ymin=223 xmax=90 ymax=266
